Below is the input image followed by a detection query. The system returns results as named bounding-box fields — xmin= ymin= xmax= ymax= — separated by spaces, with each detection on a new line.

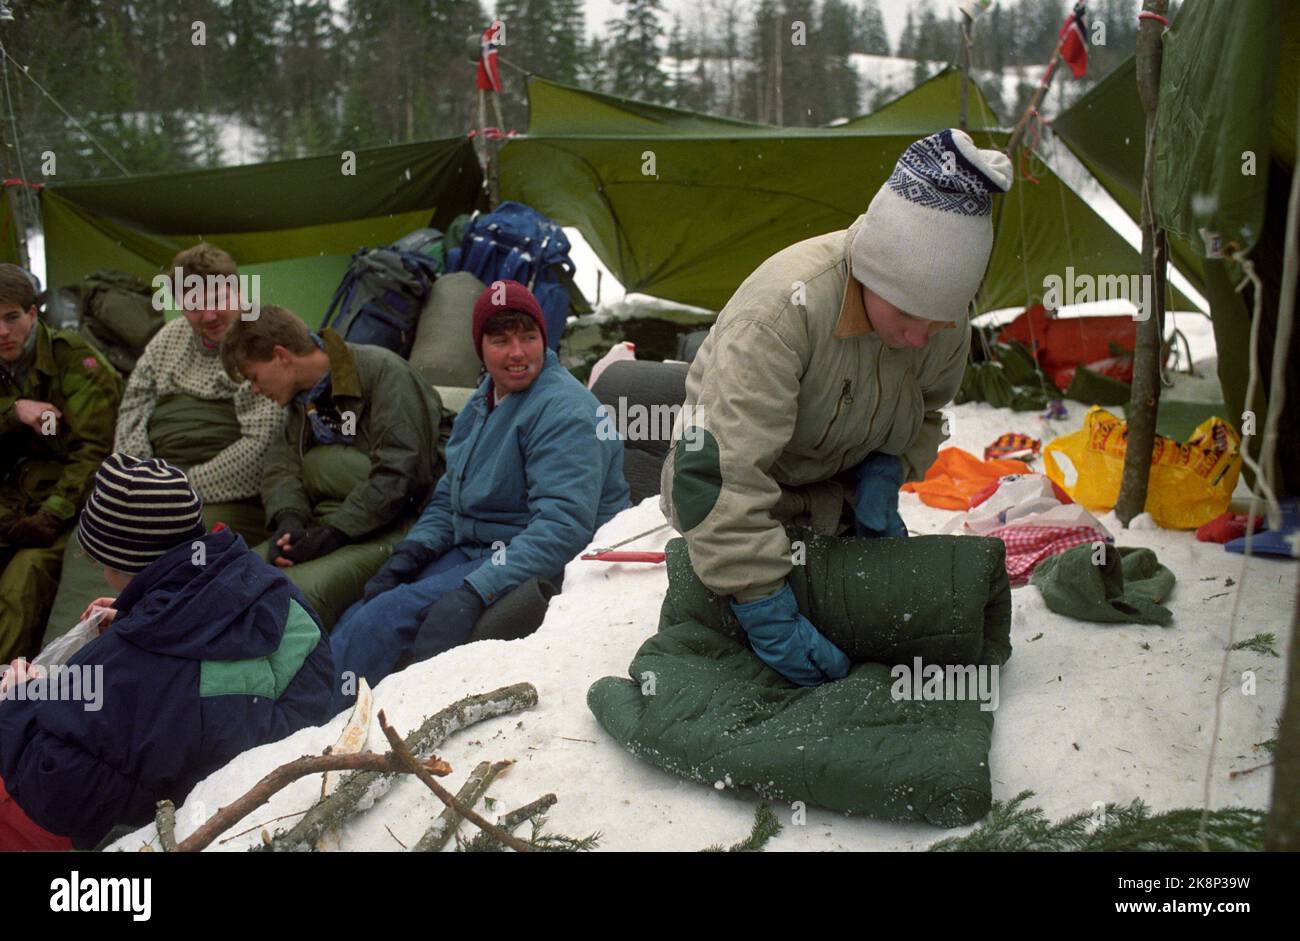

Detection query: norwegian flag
xmin=476 ymin=22 xmax=503 ymax=92
xmin=1058 ymin=2 xmax=1089 ymax=79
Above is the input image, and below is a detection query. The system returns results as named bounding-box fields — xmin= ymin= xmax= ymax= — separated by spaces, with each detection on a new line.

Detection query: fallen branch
xmin=413 ymin=759 xmax=514 ymax=853
xmin=267 ymin=682 xmax=537 ymax=851
xmin=155 ymin=800 xmax=178 ymax=852
xmin=1229 ymin=760 xmax=1275 ymax=781
xmin=177 ymin=751 xmax=450 ymax=853
xmin=378 ymin=710 xmax=532 ymax=853
xmin=496 ymin=794 xmax=558 ymax=833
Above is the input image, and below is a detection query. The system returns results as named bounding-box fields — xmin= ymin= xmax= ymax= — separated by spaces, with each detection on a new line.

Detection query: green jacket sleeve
xmin=40 ymin=344 xmax=122 ymax=521
xmin=327 ymin=362 xmax=437 ymax=539
xmin=260 ymin=414 xmax=312 ymax=529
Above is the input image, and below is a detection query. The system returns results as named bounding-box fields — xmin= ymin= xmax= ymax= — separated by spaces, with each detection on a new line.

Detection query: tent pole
xmin=1005 ymin=50 xmax=1060 ymax=156
xmin=1114 ymin=0 xmax=1169 ymax=527
xmin=958 ymin=13 xmax=973 ymax=131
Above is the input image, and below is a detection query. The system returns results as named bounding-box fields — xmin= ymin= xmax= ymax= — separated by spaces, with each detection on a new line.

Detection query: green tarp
xmin=41 ymin=138 xmax=484 ymax=326
xmin=501 ymin=67 xmax=1187 ymax=313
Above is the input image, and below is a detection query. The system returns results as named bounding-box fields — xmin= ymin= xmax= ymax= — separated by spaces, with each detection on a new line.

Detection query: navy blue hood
xmin=111 ymin=528 xmax=292 ymax=662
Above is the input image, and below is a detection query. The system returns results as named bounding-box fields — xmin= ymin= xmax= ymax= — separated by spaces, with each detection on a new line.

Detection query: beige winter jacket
xmin=660 ymin=213 xmax=969 ymax=602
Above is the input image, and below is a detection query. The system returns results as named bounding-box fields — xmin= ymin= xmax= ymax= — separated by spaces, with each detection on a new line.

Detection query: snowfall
xmin=99 ymin=307 xmax=1294 ymax=853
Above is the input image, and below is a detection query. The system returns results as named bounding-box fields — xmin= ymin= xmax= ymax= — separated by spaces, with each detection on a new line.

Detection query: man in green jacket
xmin=0 ymin=264 xmax=122 ymax=661
xmin=221 ymin=304 xmax=448 ymax=628
xmin=660 ymin=129 xmax=1013 ymax=687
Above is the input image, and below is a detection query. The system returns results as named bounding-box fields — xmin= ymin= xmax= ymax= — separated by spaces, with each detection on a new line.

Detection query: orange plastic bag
xmin=1043 ymin=406 xmax=1242 ymax=529
xmin=901 ymin=447 xmax=1031 ymax=510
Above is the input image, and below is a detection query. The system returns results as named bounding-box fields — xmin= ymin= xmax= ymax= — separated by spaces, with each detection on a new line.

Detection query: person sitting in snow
xmin=328 ymin=280 xmax=630 ymax=707
xmin=0 ymin=263 xmax=121 ymax=664
xmin=660 ymin=128 xmax=1013 ymax=687
xmin=0 ymin=454 xmax=334 ymax=850
xmin=220 ymin=304 xmax=449 ymax=630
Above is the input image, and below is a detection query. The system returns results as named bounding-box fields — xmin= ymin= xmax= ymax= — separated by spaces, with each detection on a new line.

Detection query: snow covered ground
xmin=111 ymin=386 xmax=1293 ymax=853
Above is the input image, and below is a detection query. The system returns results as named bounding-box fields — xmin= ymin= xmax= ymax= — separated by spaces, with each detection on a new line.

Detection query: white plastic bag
xmin=32 ymin=607 xmax=109 ymax=668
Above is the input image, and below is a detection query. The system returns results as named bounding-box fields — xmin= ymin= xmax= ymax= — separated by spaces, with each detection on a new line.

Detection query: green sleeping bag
xmin=588 ymin=530 xmax=1013 ymax=828
xmin=252 ymin=444 xmax=410 ymax=631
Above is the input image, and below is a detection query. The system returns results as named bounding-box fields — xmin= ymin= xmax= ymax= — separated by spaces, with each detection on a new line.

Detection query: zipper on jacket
xmin=814 ymin=379 xmax=853 ymax=450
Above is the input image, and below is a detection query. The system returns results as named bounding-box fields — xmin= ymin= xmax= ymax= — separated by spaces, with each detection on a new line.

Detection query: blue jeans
xmin=329 ymin=547 xmax=482 ymax=711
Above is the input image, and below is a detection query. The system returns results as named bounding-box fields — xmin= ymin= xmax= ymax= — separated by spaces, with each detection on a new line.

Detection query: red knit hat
xmin=471 ymin=280 xmax=547 ymax=359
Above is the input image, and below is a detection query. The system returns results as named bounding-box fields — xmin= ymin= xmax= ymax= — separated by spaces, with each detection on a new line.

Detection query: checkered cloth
xmin=986 ymin=523 xmax=1109 ymax=587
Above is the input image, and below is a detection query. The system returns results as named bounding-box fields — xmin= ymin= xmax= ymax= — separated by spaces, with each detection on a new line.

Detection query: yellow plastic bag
xmin=1044 ymin=406 xmax=1242 ymax=529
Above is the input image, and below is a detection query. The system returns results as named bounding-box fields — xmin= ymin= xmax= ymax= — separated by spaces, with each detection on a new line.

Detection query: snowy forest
xmin=2 ymin=0 xmax=1149 ymax=181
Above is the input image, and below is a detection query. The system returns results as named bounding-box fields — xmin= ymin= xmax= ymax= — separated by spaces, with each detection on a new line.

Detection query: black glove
xmin=5 ymin=510 xmax=65 ymax=548
xmin=363 ymin=540 xmax=438 ymax=602
xmin=412 ymin=584 xmax=487 ymax=663
xmin=281 ymin=525 xmax=348 ymax=564
xmin=268 ymin=511 xmax=310 ymax=564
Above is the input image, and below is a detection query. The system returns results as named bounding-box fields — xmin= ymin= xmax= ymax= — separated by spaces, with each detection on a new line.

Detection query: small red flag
xmin=476 ymin=22 xmax=503 ymax=92
xmin=1058 ymin=3 xmax=1089 ymax=80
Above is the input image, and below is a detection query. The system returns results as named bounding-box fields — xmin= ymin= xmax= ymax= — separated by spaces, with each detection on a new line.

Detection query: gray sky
xmin=577 ymin=0 xmax=931 ymax=43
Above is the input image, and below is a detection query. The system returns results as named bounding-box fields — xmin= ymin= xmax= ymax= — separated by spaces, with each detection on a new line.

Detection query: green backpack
xmin=52 ymin=269 xmax=163 ymax=374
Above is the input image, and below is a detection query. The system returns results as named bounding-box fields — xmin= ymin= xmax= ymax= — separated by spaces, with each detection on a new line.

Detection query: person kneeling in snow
xmin=329 ymin=281 xmax=630 ymax=707
xmin=0 ymin=454 xmax=334 ymax=850
xmin=660 ymin=129 xmax=1013 ymax=688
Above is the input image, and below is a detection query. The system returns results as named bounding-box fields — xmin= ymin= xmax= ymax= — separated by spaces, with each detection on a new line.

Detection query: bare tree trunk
xmin=1265 ymin=575 xmax=1300 ymax=849
xmin=1114 ymin=0 xmax=1169 ymax=527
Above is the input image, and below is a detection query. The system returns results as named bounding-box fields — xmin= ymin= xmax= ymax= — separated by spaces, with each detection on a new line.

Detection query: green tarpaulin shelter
xmin=1054 ymin=0 xmax=1298 ymax=493
xmin=500 ymin=66 xmax=1193 ymax=314
xmin=37 ymin=137 xmax=484 ymax=326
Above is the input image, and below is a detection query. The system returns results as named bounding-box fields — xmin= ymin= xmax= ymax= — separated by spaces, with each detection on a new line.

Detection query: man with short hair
xmin=221 ymin=303 xmax=448 ymax=629
xmin=114 ymin=243 xmax=281 ymax=512
xmin=328 ymin=280 xmax=630 ymax=703
xmin=0 ymin=264 xmax=121 ymax=662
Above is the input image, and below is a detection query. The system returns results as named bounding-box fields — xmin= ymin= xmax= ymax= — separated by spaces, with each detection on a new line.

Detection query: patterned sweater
xmin=115 ymin=318 xmax=281 ymax=503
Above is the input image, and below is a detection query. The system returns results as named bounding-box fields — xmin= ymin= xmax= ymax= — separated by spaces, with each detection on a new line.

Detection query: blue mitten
xmin=730 ymin=583 xmax=851 ymax=686
xmin=851 ymin=451 xmax=907 ymax=538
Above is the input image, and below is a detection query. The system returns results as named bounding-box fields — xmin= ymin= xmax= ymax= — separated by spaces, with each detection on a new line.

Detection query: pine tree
xmin=856 ymin=0 xmax=890 ymax=56
xmin=820 ymin=0 xmax=861 ymax=123
xmin=606 ymin=0 xmax=669 ymax=103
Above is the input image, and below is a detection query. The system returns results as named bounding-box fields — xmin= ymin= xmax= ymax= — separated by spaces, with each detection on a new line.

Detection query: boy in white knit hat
xmin=660 ymin=128 xmax=1013 ymax=688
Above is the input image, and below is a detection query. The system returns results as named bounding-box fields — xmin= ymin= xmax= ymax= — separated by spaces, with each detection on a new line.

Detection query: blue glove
xmin=363 ymin=540 xmax=438 ymax=602
xmin=730 ymin=583 xmax=851 ymax=686
xmin=412 ymin=583 xmax=487 ymax=663
xmin=851 ymin=452 xmax=907 ymax=538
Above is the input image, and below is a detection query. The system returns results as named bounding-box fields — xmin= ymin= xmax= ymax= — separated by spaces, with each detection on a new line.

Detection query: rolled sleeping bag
xmin=409 ymin=271 xmax=486 ymax=390
xmin=589 ymin=529 xmax=1013 ymax=828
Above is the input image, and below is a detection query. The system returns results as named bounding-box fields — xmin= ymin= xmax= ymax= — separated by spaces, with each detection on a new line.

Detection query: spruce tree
xmin=606 ymin=0 xmax=669 ymax=103
xmin=856 ymin=0 xmax=891 ymax=56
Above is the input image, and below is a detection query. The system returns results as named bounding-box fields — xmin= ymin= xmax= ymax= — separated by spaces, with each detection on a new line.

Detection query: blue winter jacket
xmin=0 ymin=529 xmax=334 ymax=847
xmin=406 ymin=349 xmax=631 ymax=603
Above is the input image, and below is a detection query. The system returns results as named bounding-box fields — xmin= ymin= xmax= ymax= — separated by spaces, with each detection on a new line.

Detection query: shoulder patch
xmin=82 ymin=356 xmax=99 ymax=371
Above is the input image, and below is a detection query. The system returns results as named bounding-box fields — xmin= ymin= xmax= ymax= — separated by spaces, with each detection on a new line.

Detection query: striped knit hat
xmin=77 ymin=454 xmax=206 ymax=573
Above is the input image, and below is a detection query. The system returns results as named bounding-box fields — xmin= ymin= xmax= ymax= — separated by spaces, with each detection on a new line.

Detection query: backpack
xmin=445 ymin=202 xmax=576 ymax=349
xmin=46 ymin=269 xmax=163 ymax=375
xmin=321 ymin=228 xmax=443 ymax=357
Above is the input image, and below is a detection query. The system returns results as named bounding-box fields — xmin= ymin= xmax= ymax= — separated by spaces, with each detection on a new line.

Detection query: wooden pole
xmin=1004 ymin=50 xmax=1060 ymax=156
xmin=1114 ymin=0 xmax=1169 ymax=527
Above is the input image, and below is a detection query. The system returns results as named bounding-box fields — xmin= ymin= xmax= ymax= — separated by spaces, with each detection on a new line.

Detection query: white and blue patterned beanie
xmin=852 ymin=128 xmax=1013 ymax=323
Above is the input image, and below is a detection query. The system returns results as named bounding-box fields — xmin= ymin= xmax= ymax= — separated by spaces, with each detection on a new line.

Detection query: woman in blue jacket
xmin=330 ymin=281 xmax=630 ymax=703
xmin=0 ymin=454 xmax=334 ymax=850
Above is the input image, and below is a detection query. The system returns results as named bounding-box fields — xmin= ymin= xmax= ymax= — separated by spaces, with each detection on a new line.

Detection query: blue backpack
xmin=322 ymin=228 xmax=443 ymax=357
xmin=445 ymin=202 xmax=575 ymax=349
